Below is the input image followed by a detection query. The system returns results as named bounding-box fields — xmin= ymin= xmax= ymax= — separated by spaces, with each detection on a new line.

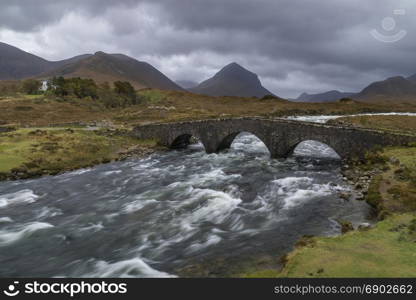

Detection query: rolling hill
xmin=189 ymin=62 xmax=274 ymax=98
xmin=407 ymin=73 xmax=416 ymax=82
xmin=0 ymin=42 xmax=90 ymax=80
xmin=295 ymin=90 xmax=355 ymax=103
xmin=40 ymin=51 xmax=183 ymax=90
xmin=355 ymin=76 xmax=416 ymax=102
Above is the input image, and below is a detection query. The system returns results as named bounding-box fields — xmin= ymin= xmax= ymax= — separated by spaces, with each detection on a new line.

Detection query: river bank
xmin=0 ymin=127 xmax=161 ymax=181
xmin=237 ymin=137 xmax=416 ymax=277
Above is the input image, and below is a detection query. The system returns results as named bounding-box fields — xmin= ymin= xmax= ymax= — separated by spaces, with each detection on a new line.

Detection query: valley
xmin=1 ymin=41 xmax=416 ymax=279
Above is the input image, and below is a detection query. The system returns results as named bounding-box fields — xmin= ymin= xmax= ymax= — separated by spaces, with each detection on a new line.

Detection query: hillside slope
xmin=40 ymin=51 xmax=182 ymax=90
xmin=356 ymin=76 xmax=416 ymax=102
xmin=296 ymin=90 xmax=355 ymax=103
xmin=0 ymin=42 xmax=90 ymax=80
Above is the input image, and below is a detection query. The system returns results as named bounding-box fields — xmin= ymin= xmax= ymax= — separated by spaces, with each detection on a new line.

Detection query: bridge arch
xmin=169 ymin=132 xmax=210 ymax=151
xmin=283 ymin=138 xmax=346 ymax=160
xmin=170 ymin=133 xmax=193 ymax=149
xmin=216 ymin=131 xmax=272 ymax=155
xmin=287 ymin=140 xmax=342 ymax=160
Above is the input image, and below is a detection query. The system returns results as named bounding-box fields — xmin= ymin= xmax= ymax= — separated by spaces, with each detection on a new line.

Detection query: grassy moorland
xmin=328 ymin=115 xmax=416 ymax=134
xmin=0 ymin=128 xmax=158 ymax=180
xmin=243 ymin=214 xmax=416 ymax=278
xmin=3 ymin=86 xmax=415 ymax=180
xmin=2 ymin=90 xmax=416 ymax=128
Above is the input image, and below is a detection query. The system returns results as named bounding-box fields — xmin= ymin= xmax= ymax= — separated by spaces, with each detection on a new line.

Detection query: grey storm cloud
xmin=0 ymin=0 xmax=415 ymax=97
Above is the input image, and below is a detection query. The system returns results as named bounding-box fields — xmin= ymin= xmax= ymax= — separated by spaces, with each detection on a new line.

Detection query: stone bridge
xmin=132 ymin=117 xmax=416 ymax=160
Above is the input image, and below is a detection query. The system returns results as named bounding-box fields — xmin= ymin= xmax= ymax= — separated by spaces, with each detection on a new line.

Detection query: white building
xmin=40 ymin=80 xmax=49 ymax=91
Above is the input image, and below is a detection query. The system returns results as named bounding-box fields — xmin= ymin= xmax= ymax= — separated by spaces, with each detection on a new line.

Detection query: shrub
xmin=48 ymin=77 xmax=98 ymax=99
xmin=21 ymin=79 xmax=42 ymax=95
xmin=261 ymin=94 xmax=279 ymax=100
xmin=113 ymin=81 xmax=140 ymax=106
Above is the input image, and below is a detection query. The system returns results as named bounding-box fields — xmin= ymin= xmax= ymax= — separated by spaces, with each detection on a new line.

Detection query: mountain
xmin=40 ymin=51 xmax=182 ymax=90
xmin=189 ymin=62 xmax=274 ymax=98
xmin=176 ymin=80 xmax=198 ymax=89
xmin=295 ymin=90 xmax=355 ymax=102
xmin=407 ymin=73 xmax=416 ymax=82
xmin=0 ymin=42 xmax=90 ymax=80
xmin=357 ymin=76 xmax=416 ymax=99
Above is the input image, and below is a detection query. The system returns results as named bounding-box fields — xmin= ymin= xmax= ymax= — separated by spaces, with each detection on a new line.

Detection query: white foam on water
xmin=283 ymin=189 xmax=329 ymax=209
xmin=273 ymin=176 xmax=313 ymax=187
xmin=270 ymin=177 xmax=336 ymax=209
xmin=125 ymin=186 xmax=244 ymax=258
xmin=122 ymin=199 xmax=159 ymax=214
xmin=70 ymin=168 xmax=92 ymax=175
xmin=0 ymin=217 xmax=13 ymax=223
xmin=188 ymin=168 xmax=241 ymax=186
xmin=79 ymin=222 xmax=104 ymax=233
xmin=286 ymin=112 xmax=416 ymax=124
xmin=0 ymin=222 xmax=54 ymax=246
xmin=102 ymin=170 xmax=122 ymax=176
xmin=180 ymin=188 xmax=242 ymax=226
xmin=36 ymin=207 xmax=63 ymax=220
xmin=185 ymin=234 xmax=222 ymax=254
xmin=131 ymin=158 xmax=160 ymax=171
xmin=0 ymin=189 xmax=39 ymax=208
xmin=84 ymin=258 xmax=176 ymax=278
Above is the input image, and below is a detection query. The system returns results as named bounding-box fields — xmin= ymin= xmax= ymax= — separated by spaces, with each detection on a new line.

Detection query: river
xmin=0 ymin=129 xmax=372 ymax=277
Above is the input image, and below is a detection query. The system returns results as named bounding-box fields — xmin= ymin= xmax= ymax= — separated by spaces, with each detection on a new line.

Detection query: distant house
xmin=40 ymin=80 xmax=48 ymax=91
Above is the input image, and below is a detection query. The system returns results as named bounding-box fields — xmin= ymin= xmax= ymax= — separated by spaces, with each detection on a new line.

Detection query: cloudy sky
xmin=1 ymin=0 xmax=415 ymax=98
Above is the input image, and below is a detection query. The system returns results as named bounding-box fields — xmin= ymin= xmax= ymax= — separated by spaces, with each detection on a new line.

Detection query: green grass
xmin=0 ymin=128 xmax=158 ymax=179
xmin=0 ymin=137 xmax=32 ymax=172
xmin=279 ymin=214 xmax=416 ymax=277
xmin=328 ymin=115 xmax=416 ymax=135
xmin=139 ymin=89 xmax=166 ymax=104
xmin=384 ymin=147 xmax=416 ymax=170
xmin=241 ymin=214 xmax=416 ymax=278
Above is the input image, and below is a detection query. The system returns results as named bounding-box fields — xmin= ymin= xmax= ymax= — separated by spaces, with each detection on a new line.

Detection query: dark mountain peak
xmin=217 ymin=62 xmax=257 ymax=79
xmin=190 ymin=63 xmax=274 ymax=98
xmin=222 ymin=62 xmax=245 ymax=71
xmin=211 ymin=62 xmax=261 ymax=88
